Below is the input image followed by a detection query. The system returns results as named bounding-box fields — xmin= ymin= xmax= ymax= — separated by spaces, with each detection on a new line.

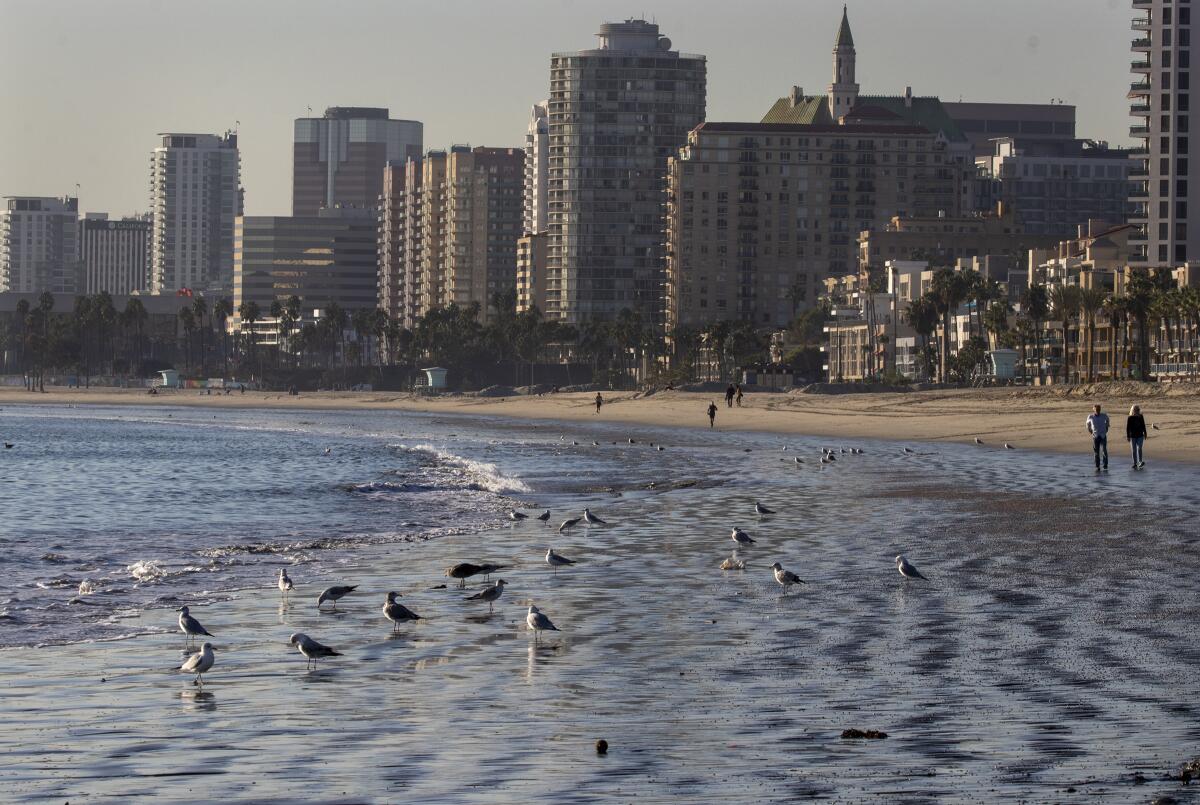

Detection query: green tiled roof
xmin=761 ymin=94 xmax=967 ymax=142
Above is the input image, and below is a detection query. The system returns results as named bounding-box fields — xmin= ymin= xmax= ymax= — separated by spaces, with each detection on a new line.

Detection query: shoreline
xmin=2 ymin=384 xmax=1198 ymax=464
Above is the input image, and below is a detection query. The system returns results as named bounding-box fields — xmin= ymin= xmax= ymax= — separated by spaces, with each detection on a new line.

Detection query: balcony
xmin=1132 ymin=17 xmax=1150 ymax=32
xmin=1129 ymin=188 xmax=1149 ymax=200
xmin=1130 ymin=80 xmax=1151 ymax=95
xmin=1130 ymin=103 xmax=1151 ymax=115
xmin=1131 ymin=37 xmax=1152 ymax=52
xmin=1132 ymin=59 xmax=1152 ymax=72
xmin=1130 ymin=125 xmax=1150 ymax=137
xmin=1128 ymin=165 xmax=1149 ymax=178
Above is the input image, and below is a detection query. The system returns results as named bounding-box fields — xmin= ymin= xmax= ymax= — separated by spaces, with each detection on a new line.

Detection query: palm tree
xmin=1125 ymin=271 xmax=1156 ymax=380
xmin=904 ymin=294 xmax=939 ymax=381
xmin=982 ymin=300 xmax=1010 ymax=351
xmin=930 ymin=268 xmax=970 ymax=383
xmin=191 ymin=296 xmax=209 ymax=377
xmin=1102 ymin=295 xmax=1126 ymax=381
xmin=122 ymin=297 xmax=148 ymax=376
xmin=1048 ymin=285 xmax=1081 ymax=384
xmin=1077 ymin=287 xmax=1108 ymax=383
xmin=238 ymin=300 xmax=261 ymax=379
xmin=213 ymin=298 xmax=233 ymax=379
xmin=178 ymin=306 xmax=195 ymax=373
xmin=1020 ymin=284 xmax=1049 ymax=384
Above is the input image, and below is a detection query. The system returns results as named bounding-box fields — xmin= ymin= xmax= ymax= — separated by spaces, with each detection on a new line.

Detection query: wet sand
xmin=3 ymin=383 xmax=1199 ymax=464
xmin=3 ymin=424 xmax=1200 ymax=802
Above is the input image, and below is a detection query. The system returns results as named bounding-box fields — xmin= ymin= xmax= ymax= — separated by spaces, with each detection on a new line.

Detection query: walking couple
xmin=1086 ymin=404 xmax=1148 ymax=472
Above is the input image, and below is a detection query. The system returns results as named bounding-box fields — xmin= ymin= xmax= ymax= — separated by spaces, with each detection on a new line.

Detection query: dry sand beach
xmin=3 ymin=383 xmax=1199 ymax=464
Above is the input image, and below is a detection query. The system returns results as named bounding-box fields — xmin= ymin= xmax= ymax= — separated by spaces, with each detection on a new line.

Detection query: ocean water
xmin=2 ymin=404 xmax=1200 ymax=802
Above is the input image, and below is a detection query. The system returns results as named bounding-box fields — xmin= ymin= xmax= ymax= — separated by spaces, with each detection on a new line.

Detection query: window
xmin=1180 ymin=136 xmax=1190 ymax=153
xmin=1176 ymin=244 xmax=1188 ymax=261
xmin=1180 ymin=157 xmax=1190 ymax=174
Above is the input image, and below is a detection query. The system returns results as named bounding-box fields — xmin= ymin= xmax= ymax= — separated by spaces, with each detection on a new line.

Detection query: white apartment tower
xmin=0 ymin=196 xmax=81 ymax=294
xmin=546 ymin=19 xmax=706 ymax=324
xmin=828 ymin=6 xmax=859 ymax=120
xmin=149 ymin=132 xmax=242 ymax=295
xmin=1129 ymin=0 xmax=1197 ymax=266
xmin=524 ymin=101 xmax=550 ymax=235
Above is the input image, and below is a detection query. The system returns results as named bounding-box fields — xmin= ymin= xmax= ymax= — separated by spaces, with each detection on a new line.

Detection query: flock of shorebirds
xmin=174 ymin=442 xmax=931 ymax=686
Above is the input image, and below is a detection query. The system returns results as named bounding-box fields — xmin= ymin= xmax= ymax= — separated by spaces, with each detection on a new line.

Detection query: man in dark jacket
xmin=1086 ymin=404 xmax=1110 ymax=472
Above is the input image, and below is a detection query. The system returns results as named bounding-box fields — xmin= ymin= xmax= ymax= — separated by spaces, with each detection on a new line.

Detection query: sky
xmin=0 ymin=0 xmax=1133 ymax=218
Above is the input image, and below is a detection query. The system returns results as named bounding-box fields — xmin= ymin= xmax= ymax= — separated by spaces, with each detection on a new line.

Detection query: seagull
xmin=477 ymin=563 xmax=505 ymax=581
xmin=1004 ymin=443 xmax=1015 ymax=450
xmin=277 ymin=569 xmax=294 ymax=598
xmin=3 ymin=443 xmax=12 ymax=449
xmin=177 ymin=606 xmax=212 ymax=647
xmin=527 ymin=605 xmax=560 ymax=643
xmin=720 ymin=551 xmax=745 ymax=570
xmin=546 ymin=548 xmax=576 ymax=574
xmin=536 ymin=510 xmax=551 ymax=522
xmin=582 ymin=508 xmax=607 ymax=525
xmin=323 ymin=447 xmax=331 ymax=455
xmin=317 ymin=584 xmax=358 ymax=610
xmin=794 ymin=457 xmax=804 ymax=464
xmin=902 ymin=447 xmax=915 ymax=454
xmin=628 ymin=438 xmax=635 ymax=444
xmin=179 ymin=642 xmax=215 ymax=687
xmin=446 ymin=563 xmax=482 ymax=587
xmin=1152 ymin=423 xmax=1161 ymax=430
xmin=974 ymin=437 xmax=984 ymax=445
xmin=731 ymin=527 xmax=756 ymax=546
xmin=657 ymin=446 xmax=664 ymax=451
xmin=592 ymin=441 xmax=599 ymax=446
xmin=896 ymin=555 xmax=928 ymax=581
xmin=289 ymin=632 xmax=342 ymax=670
xmin=770 ymin=562 xmax=806 ymax=593
xmin=559 ymin=517 xmax=582 ymax=532
xmin=383 ymin=592 xmax=420 ymax=631
xmin=755 ymin=502 xmax=775 ymax=516
xmin=466 ymin=579 xmax=506 ymax=612
xmin=509 ymin=510 xmax=529 ymax=521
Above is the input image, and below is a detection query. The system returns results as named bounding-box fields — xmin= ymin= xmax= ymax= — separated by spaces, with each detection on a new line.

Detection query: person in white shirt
xmin=1086 ymin=404 xmax=1110 ymax=472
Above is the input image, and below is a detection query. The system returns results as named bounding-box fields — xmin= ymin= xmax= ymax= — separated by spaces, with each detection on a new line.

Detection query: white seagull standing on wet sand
xmin=582 ymin=508 xmax=607 ymax=525
xmin=1004 ymin=443 xmax=1015 ymax=450
xmin=731 ymin=527 xmax=756 ymax=546
xmin=289 ymin=632 xmax=342 ymax=669
xmin=317 ymin=584 xmax=358 ymax=610
xmin=770 ymin=562 xmax=806 ymax=593
xmin=179 ymin=642 xmax=215 ymax=686
xmin=509 ymin=510 xmax=529 ymax=521
xmin=277 ymin=569 xmax=294 ymax=598
xmin=974 ymin=437 xmax=984 ymax=445
xmin=466 ymin=579 xmax=506 ymax=612
xmin=896 ymin=555 xmax=928 ymax=581
xmin=546 ymin=548 xmax=577 ymax=574
xmin=177 ymin=606 xmax=212 ymax=647
xmin=526 ymin=605 xmax=560 ymax=643
xmin=559 ymin=516 xmax=582 ymax=532
xmin=755 ymin=502 xmax=775 ymax=516
xmin=536 ymin=510 xmax=551 ymax=522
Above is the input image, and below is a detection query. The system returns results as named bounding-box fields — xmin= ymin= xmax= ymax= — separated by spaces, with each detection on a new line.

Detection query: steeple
xmin=828 ymin=5 xmax=859 ymax=120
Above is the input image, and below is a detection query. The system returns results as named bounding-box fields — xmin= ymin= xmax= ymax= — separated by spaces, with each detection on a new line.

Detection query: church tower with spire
xmin=827 ymin=5 xmax=859 ymax=120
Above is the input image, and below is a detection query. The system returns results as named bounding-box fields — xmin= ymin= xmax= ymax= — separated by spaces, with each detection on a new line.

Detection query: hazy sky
xmin=1 ymin=0 xmax=1132 ymax=217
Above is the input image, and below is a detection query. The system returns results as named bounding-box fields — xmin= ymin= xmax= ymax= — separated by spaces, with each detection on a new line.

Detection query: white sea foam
xmin=401 ymin=443 xmax=531 ymax=494
xmin=126 ymin=560 xmax=168 ymax=582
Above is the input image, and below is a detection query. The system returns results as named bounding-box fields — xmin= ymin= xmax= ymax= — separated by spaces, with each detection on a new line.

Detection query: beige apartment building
xmin=516 ymin=233 xmax=549 ymax=313
xmin=665 ymin=120 xmax=954 ymax=334
xmin=378 ymin=146 xmax=523 ymax=325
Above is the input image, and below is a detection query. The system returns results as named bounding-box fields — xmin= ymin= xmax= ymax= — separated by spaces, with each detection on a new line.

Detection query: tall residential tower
xmin=0 ymin=196 xmax=81 ymax=294
xmin=546 ymin=20 xmax=706 ymax=324
xmin=149 ymin=132 xmax=241 ymax=295
xmin=1129 ymin=0 xmax=1196 ymax=266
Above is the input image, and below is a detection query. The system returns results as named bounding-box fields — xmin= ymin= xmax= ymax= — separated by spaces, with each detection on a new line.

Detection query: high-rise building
xmin=378 ymin=146 xmax=524 ymax=324
xmin=516 ymin=232 xmax=549 ymax=313
xmin=546 ymin=19 xmax=706 ymax=324
xmin=665 ymin=122 xmax=956 ymax=333
xmin=80 ymin=213 xmax=151 ymax=294
xmin=0 ymin=196 xmax=81 ymax=294
xmin=149 ymin=132 xmax=242 ymax=295
xmin=524 ymin=101 xmax=550 ymax=235
xmin=1128 ymin=0 xmax=1196 ymax=267
xmin=943 ymin=102 xmax=1077 ymax=158
xmin=976 ymin=137 xmax=1134 ymax=236
xmin=233 ymin=207 xmax=379 ymax=330
xmin=293 ymin=107 xmax=422 ymax=216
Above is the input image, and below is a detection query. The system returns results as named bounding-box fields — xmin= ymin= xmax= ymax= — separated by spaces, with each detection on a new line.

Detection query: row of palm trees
xmin=900 ymin=266 xmax=1199 ymax=384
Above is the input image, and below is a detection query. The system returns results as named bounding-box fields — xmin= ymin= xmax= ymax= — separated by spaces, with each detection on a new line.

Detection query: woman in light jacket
xmin=1126 ymin=404 xmax=1147 ymax=469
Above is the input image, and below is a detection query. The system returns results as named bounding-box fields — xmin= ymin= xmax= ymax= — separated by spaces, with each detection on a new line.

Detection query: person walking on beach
xmin=1086 ymin=404 xmax=1110 ymax=472
xmin=594 ymin=392 xmax=603 ymax=414
xmin=1126 ymin=404 xmax=1147 ymax=470
xmin=707 ymin=401 xmax=718 ymax=428
xmin=725 ymin=384 xmax=735 ymax=408
xmin=735 ymin=384 xmax=744 ymax=408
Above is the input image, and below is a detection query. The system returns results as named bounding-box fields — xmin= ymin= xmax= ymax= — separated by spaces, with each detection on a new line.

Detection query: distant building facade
xmin=80 ymin=213 xmax=151 ymax=295
xmin=1128 ymin=0 xmax=1197 ymax=267
xmin=233 ymin=207 xmax=379 ymax=329
xmin=149 ymin=132 xmax=242 ymax=295
xmin=547 ymin=19 xmax=707 ymax=324
xmin=942 ymin=101 xmax=1077 ymax=158
xmin=378 ymin=146 xmax=524 ymax=324
xmin=975 ymin=137 xmax=1134 ymax=236
xmin=524 ymin=101 xmax=550 ymax=235
xmin=292 ymin=107 xmax=422 ymax=215
xmin=0 ymin=196 xmax=81 ymax=294
xmin=516 ymin=232 xmax=549 ymax=313
xmin=665 ymin=121 xmax=957 ymax=333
